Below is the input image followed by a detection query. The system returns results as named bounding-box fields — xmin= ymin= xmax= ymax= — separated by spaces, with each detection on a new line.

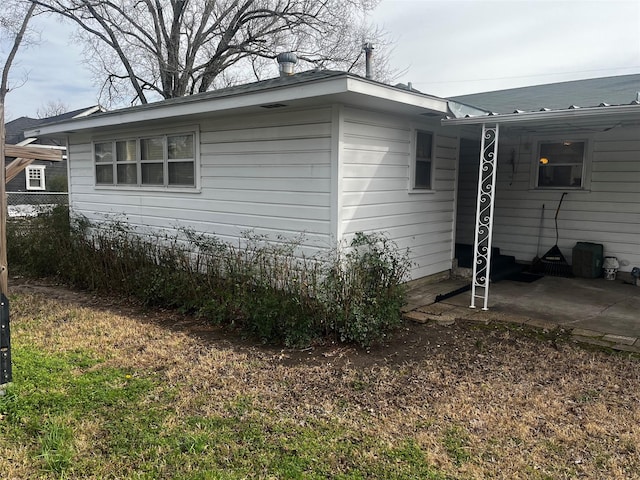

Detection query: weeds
xmin=443 ymin=426 xmax=471 ymax=466
xmin=38 ymin=419 xmax=74 ymax=475
xmin=7 ymin=207 xmax=410 ymax=347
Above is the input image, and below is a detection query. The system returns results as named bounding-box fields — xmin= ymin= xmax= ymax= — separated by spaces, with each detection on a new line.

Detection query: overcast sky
xmin=3 ymin=0 xmax=640 ymax=120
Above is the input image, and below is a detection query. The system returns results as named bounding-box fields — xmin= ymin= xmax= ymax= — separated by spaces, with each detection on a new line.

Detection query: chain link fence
xmin=7 ymin=192 xmax=69 ymax=218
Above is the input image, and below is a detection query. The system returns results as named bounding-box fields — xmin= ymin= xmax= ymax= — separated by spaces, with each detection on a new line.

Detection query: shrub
xmin=321 ymin=232 xmax=411 ymax=346
xmin=7 ymin=205 xmax=72 ymax=278
xmin=47 ymin=175 xmax=68 ymax=192
xmin=7 ymin=209 xmax=411 ymax=347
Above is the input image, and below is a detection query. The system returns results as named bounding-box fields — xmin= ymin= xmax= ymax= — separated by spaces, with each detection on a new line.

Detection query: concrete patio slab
xmin=446 ymin=275 xmax=640 ymax=338
xmin=404 ymin=273 xmax=640 ymax=354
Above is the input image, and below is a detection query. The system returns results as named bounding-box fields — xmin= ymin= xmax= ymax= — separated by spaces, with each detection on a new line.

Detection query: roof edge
xmin=440 ymin=103 xmax=640 ymax=126
xmin=28 ymin=71 xmax=449 ymax=137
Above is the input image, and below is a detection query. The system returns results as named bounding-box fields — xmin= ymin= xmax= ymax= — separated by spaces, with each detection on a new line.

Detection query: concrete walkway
xmin=404 ymin=273 xmax=640 ymax=354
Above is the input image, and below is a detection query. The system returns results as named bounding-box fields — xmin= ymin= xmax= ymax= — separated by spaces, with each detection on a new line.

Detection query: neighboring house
xmin=6 ymin=106 xmax=103 ymax=194
xmin=27 ymin=69 xmax=640 ymax=290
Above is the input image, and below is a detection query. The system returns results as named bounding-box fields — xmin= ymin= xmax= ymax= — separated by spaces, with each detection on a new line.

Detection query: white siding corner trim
xmin=330 ymin=104 xmax=344 ymax=242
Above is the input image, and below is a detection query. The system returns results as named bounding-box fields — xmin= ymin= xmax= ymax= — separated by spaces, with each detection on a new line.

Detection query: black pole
xmin=0 ymin=294 xmax=10 ymax=388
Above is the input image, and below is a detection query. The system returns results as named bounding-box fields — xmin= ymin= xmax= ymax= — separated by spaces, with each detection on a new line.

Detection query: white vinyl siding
xmin=67 ymin=105 xmax=460 ymax=279
xmin=340 ymin=107 xmax=458 ymax=279
xmin=455 ymin=125 xmax=640 ymax=271
xmin=68 ymin=108 xmax=333 ymax=253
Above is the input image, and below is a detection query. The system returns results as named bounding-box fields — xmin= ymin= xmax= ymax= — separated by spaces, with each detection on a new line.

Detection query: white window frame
xmin=26 ymin=165 xmax=46 ymax=191
xmin=409 ymin=128 xmax=436 ymax=193
xmin=531 ymin=136 xmax=592 ymax=191
xmin=93 ymin=127 xmax=199 ymax=190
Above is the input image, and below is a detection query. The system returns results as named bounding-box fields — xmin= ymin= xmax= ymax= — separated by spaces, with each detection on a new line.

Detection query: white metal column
xmin=470 ymin=124 xmax=499 ymax=310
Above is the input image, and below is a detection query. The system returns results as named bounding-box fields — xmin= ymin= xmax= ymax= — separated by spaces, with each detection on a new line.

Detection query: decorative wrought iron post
xmin=470 ymin=124 xmax=499 ymax=310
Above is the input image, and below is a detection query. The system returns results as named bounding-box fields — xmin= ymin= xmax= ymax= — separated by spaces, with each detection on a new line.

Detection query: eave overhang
xmin=26 ymin=74 xmax=449 ymax=138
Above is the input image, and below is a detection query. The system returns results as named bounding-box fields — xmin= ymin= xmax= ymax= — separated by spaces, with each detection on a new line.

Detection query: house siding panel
xmin=456 ymin=125 xmax=640 ymax=271
xmin=340 ymin=107 xmax=459 ymax=279
xmin=67 ymin=108 xmax=334 ymax=251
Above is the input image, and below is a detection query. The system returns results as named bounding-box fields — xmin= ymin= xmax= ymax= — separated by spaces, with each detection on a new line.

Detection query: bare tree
xmin=36 ymin=99 xmax=69 ymax=118
xmin=31 ymin=0 xmax=392 ymax=106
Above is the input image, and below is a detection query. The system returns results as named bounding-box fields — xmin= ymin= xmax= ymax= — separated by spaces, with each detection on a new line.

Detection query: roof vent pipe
xmin=277 ymin=52 xmax=298 ymax=77
xmin=362 ymin=42 xmax=374 ymax=79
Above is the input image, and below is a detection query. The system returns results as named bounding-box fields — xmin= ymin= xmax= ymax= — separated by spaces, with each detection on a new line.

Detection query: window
xmin=412 ymin=130 xmax=434 ymax=190
xmin=95 ymin=142 xmax=114 ymax=184
xmin=168 ymin=135 xmax=195 ymax=186
xmin=140 ymin=137 xmax=164 ymax=185
xmin=94 ymin=131 xmax=196 ymax=188
xmin=116 ymin=140 xmax=137 ymax=185
xmin=536 ymin=140 xmax=586 ymax=188
xmin=26 ymin=165 xmax=46 ymax=191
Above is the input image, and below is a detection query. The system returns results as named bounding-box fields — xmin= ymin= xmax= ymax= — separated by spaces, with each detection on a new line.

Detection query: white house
xmin=28 ymin=69 xmax=640 ymax=303
xmin=28 ymin=69 xmax=475 ymax=280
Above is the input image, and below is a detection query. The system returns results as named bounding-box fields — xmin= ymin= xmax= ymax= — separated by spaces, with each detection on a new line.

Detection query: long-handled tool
xmin=539 ymin=192 xmax=571 ymax=276
xmin=531 ymin=203 xmax=545 ymax=273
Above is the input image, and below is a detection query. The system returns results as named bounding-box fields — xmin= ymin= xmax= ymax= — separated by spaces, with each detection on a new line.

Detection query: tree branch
xmin=31 ymin=0 xmax=392 ymax=102
xmin=1 ymin=2 xmax=37 ymax=100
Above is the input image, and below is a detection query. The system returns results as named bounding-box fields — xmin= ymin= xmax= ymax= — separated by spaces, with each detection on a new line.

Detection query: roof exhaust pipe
xmin=362 ymin=42 xmax=374 ymax=79
xmin=277 ymin=52 xmax=298 ymax=77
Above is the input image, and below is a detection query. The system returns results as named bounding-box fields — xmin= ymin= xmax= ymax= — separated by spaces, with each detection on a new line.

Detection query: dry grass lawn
xmin=1 ymin=281 xmax=639 ymax=479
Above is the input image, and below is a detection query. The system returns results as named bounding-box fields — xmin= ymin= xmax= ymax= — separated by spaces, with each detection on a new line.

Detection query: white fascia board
xmin=28 ymin=75 xmax=448 ymax=137
xmin=346 ymin=77 xmax=449 ymax=113
xmin=26 ymin=77 xmax=353 ymax=137
xmin=440 ymin=104 xmax=640 ymax=126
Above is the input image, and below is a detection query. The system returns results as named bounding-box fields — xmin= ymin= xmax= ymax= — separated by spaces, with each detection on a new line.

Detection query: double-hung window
xmin=26 ymin=165 xmax=46 ymax=190
xmin=95 ymin=132 xmax=196 ymax=188
xmin=140 ymin=137 xmax=164 ymax=185
xmin=536 ymin=140 xmax=586 ymax=189
xmin=117 ymin=140 xmax=137 ymax=184
xmin=95 ymin=142 xmax=114 ymax=184
xmin=167 ymin=134 xmax=196 ymax=186
xmin=412 ymin=130 xmax=435 ymax=190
